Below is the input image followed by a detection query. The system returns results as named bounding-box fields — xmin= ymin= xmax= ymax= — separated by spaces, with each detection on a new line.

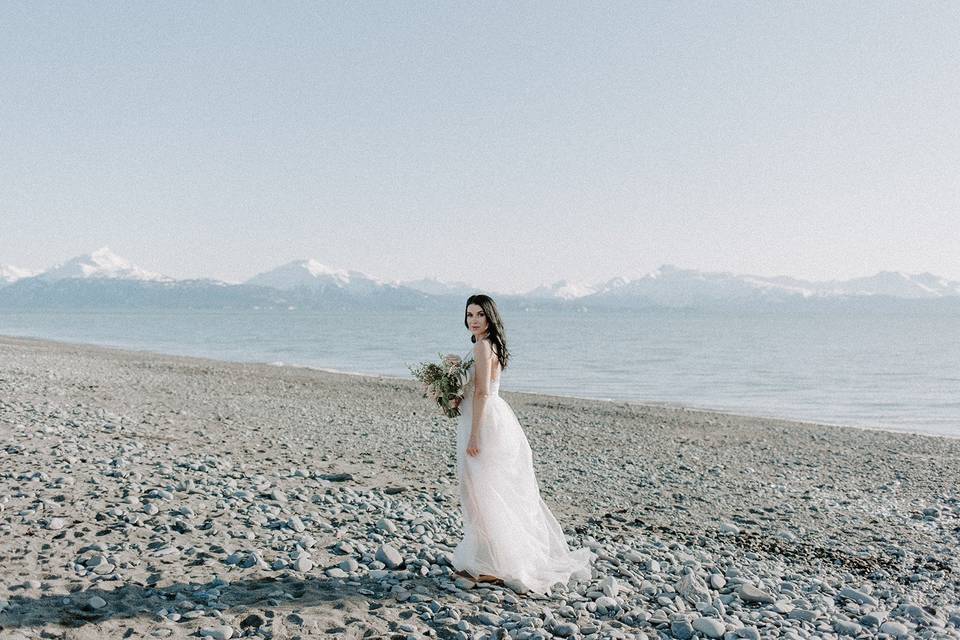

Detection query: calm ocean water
xmin=1 ymin=308 xmax=958 ymax=437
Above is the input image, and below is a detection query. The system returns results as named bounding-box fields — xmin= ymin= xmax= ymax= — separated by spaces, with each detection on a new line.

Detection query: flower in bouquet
xmin=409 ymin=352 xmax=473 ymax=418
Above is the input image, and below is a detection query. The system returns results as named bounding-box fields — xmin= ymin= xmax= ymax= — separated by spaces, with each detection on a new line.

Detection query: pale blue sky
xmin=2 ymin=1 xmax=958 ymax=291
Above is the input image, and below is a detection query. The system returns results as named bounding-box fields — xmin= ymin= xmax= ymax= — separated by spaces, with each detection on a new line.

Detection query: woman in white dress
xmin=448 ymin=294 xmax=596 ymax=596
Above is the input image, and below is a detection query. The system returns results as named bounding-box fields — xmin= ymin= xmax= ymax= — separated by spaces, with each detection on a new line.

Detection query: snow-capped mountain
xmin=36 ymin=247 xmax=172 ymax=282
xmin=818 ymin=271 xmax=960 ymax=298
xmin=0 ymin=264 xmax=38 ymax=286
xmin=525 ymin=279 xmax=599 ymax=300
xmin=245 ymin=259 xmax=389 ymax=294
xmin=399 ymin=277 xmax=477 ymax=297
xmin=1 ymin=248 xmax=957 ymax=311
xmin=527 ymin=265 xmax=960 ymax=308
xmin=582 ymin=265 xmax=790 ymax=307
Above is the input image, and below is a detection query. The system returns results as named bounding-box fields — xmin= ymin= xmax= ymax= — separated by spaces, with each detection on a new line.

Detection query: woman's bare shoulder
xmin=473 ymin=339 xmax=493 ymax=355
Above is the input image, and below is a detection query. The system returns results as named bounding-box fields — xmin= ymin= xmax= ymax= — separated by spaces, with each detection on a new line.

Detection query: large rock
xmin=375 ymin=543 xmax=404 ymax=569
xmin=677 ymin=570 xmax=711 ymax=605
xmin=670 ymin=616 xmax=694 ymax=640
xmin=692 ymin=617 xmax=725 ymax=638
xmin=552 ymin=622 xmax=579 ymax=638
xmin=838 ymin=586 xmax=877 ymax=606
xmin=833 ymin=619 xmax=862 ymax=636
xmin=879 ymin=621 xmax=910 ymax=639
xmin=737 ymin=583 xmax=774 ymax=604
xmin=599 ymin=575 xmax=619 ymax=597
xmin=199 ymin=626 xmax=234 ymax=640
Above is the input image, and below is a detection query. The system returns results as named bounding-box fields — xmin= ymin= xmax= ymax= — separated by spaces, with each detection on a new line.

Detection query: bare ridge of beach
xmin=0 ymin=335 xmax=958 ymax=640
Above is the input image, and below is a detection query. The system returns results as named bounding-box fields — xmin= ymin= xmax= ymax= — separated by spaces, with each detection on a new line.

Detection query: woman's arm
xmin=470 ymin=339 xmax=493 ymax=436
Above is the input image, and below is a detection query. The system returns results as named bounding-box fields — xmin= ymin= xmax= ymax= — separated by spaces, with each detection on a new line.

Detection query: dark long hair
xmin=464 ymin=294 xmax=510 ymax=370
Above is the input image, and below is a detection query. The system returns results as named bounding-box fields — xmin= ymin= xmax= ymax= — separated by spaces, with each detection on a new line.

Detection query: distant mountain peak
xmin=525 ymin=279 xmax=599 ymax=300
xmin=300 ymin=259 xmax=351 ymax=281
xmin=37 ymin=246 xmax=172 ymax=282
xmin=0 ymin=264 xmax=39 ymax=284
xmin=245 ymin=258 xmax=387 ymax=291
xmin=399 ymin=276 xmax=476 ymax=297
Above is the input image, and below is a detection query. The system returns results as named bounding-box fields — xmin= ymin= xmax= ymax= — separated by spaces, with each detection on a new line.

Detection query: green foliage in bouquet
xmin=409 ymin=352 xmax=473 ymax=418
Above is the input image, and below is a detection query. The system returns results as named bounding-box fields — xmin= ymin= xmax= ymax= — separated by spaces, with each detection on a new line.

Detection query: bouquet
xmin=409 ymin=353 xmax=473 ymax=418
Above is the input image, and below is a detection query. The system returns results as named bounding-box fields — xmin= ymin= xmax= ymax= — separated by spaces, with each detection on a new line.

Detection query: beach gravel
xmin=0 ymin=335 xmax=959 ymax=639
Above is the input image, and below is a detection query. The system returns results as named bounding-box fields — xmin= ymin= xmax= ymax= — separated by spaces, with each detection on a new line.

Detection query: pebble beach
xmin=0 ymin=335 xmax=958 ymax=640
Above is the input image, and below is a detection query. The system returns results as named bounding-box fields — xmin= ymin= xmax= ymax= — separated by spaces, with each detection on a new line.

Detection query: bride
xmin=448 ymin=294 xmax=595 ymax=596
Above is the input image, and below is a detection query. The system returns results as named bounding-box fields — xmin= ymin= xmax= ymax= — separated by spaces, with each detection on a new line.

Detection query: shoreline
xmin=2 ymin=332 xmax=956 ymax=443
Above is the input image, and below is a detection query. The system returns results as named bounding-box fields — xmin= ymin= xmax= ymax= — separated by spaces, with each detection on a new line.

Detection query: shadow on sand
xmin=0 ymin=572 xmax=445 ymax=636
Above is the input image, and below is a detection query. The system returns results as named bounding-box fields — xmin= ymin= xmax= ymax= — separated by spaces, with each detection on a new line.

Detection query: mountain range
xmin=1 ymin=247 xmax=958 ymax=311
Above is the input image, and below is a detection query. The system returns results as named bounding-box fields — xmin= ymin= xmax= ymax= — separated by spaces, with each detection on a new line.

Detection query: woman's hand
xmin=467 ymin=432 xmax=480 ymax=457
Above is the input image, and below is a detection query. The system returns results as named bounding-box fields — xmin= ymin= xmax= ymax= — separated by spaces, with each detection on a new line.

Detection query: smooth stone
xmin=879 ymin=621 xmax=910 ymax=639
xmin=735 ymin=627 xmax=760 ymax=640
xmin=287 ymin=516 xmax=305 ymax=533
xmin=838 ymin=586 xmax=877 ymax=606
xmin=333 ymin=541 xmax=354 ymax=555
xmin=737 ymin=583 xmax=775 ymax=604
xmin=772 ymin=600 xmax=793 ymax=614
xmin=623 ymin=550 xmax=644 ymax=563
xmin=599 ymin=575 xmax=619 ymax=597
xmin=339 ymin=557 xmax=359 ymax=572
xmin=319 ymin=472 xmax=353 ymax=482
xmin=552 ymin=622 xmax=580 ymax=638
xmin=376 ymin=518 xmax=397 ymax=533
xmin=833 ymin=619 xmax=862 ymax=636
xmin=670 ymin=618 xmax=694 ymax=640
xmin=325 ymin=567 xmax=349 ymax=578
xmin=709 ymin=574 xmax=726 ymax=590
xmin=860 ymin=611 xmax=887 ymax=627
xmin=719 ymin=522 xmax=740 ymax=535
xmin=375 ymin=543 xmax=404 ymax=569
xmin=293 ymin=556 xmax=312 ymax=572
xmin=48 ymin=517 xmax=65 ymax=530
xmin=900 ymin=604 xmax=937 ymax=624
xmin=240 ymin=552 xmax=264 ymax=569
xmin=88 ymin=596 xmax=107 ymax=610
xmin=692 ymin=617 xmax=725 ymax=639
xmin=240 ymin=614 xmax=264 ymax=629
xmin=199 ymin=626 xmax=234 ymax=640
xmin=477 ymin=612 xmax=502 ymax=626
xmin=454 ymin=577 xmax=475 ymax=590
xmin=788 ymin=609 xmax=818 ymax=622
xmin=286 ymin=613 xmax=305 ymax=627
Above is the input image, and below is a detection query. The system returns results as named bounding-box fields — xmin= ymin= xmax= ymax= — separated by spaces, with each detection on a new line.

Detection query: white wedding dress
xmin=452 ymin=345 xmax=596 ymax=595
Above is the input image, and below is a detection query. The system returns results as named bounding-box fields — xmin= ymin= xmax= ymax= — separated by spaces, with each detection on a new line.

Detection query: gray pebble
xmin=692 ymin=616 xmax=725 ymax=638
xmin=737 ymin=583 xmax=774 ymax=604
xmin=375 ymin=543 xmax=404 ymax=569
xmin=199 ymin=626 xmax=234 ymax=640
